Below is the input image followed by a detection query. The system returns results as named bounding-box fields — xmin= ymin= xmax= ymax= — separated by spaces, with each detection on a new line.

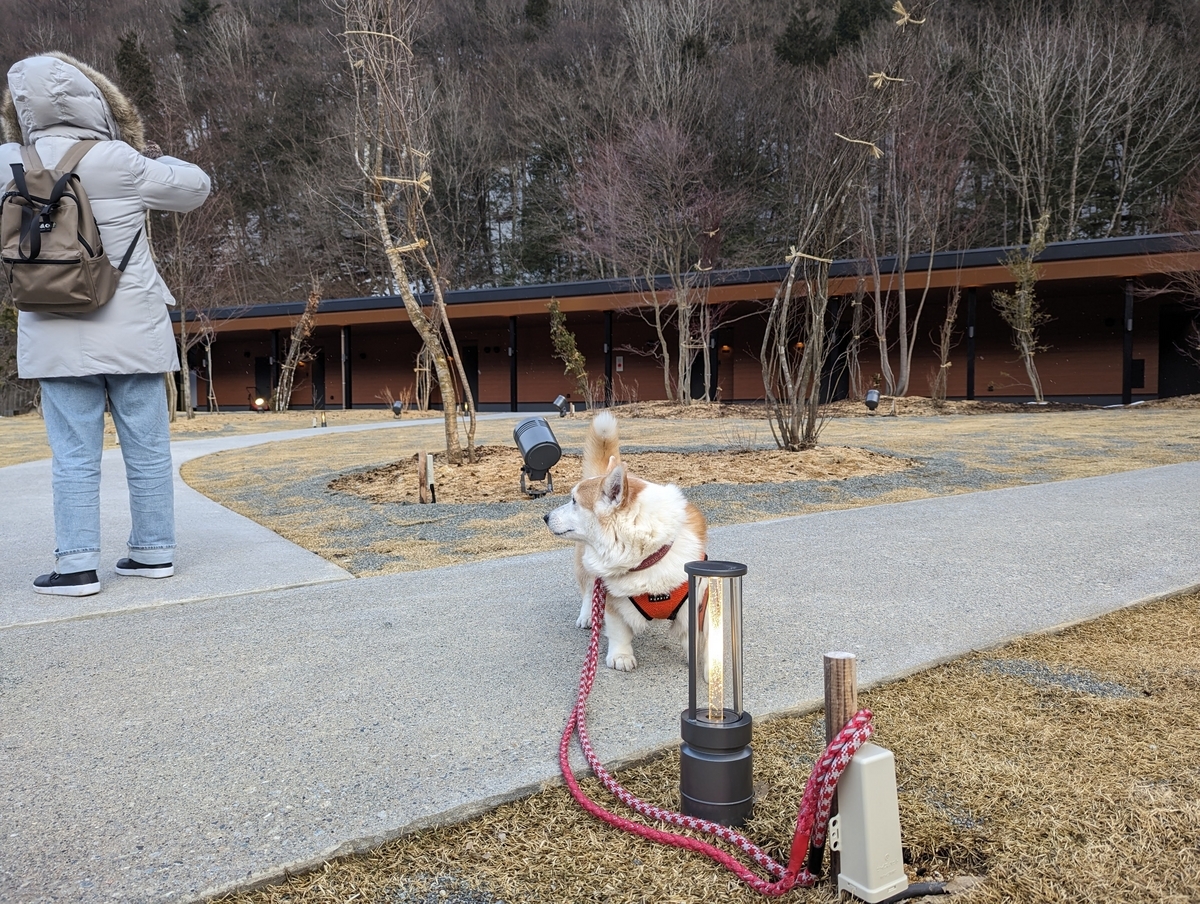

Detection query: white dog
xmin=544 ymin=412 xmax=707 ymax=671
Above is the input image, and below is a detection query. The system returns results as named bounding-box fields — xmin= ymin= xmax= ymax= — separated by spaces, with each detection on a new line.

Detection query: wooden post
xmin=824 ymin=651 xmax=858 ymax=884
xmin=415 ymin=453 xmax=434 ymax=504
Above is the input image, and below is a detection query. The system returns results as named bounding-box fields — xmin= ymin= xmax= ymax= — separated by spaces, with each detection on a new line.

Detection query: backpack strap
xmin=17 ymin=140 xmax=97 ymax=170
xmin=9 ymin=141 xmax=108 ymax=265
xmin=55 ymin=140 xmax=99 ymax=174
xmin=18 ymin=144 xmax=42 ymax=172
xmin=117 ymin=228 xmax=142 ymax=272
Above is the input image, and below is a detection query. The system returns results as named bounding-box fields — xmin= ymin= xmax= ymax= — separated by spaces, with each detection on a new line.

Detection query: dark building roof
xmin=179 ymin=232 xmax=1196 ymax=322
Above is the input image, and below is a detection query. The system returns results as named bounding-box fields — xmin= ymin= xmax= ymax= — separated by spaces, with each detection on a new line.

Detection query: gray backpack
xmin=1 ymin=140 xmax=139 ymax=314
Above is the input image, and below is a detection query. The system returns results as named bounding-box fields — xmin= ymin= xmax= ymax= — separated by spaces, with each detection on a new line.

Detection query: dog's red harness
xmin=630 ymin=582 xmax=691 ymax=621
xmin=627 ymin=545 xmax=705 ymax=621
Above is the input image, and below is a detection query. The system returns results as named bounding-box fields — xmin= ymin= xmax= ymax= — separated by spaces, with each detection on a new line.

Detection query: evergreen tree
xmin=776 ymin=0 xmax=889 ymax=67
xmin=832 ymin=0 xmax=888 ymax=46
xmin=774 ymin=11 xmax=833 ymax=67
xmin=173 ymin=0 xmax=220 ymax=58
xmin=114 ymin=33 xmax=157 ymax=120
xmin=524 ymin=0 xmax=552 ymax=29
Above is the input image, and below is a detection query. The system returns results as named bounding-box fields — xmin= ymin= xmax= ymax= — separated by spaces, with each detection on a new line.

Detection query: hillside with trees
xmin=2 ymin=0 xmax=1199 ymax=408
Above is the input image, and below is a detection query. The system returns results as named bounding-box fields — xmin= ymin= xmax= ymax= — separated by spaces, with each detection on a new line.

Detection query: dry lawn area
xmin=178 ymin=400 xmax=1200 ymax=575
xmin=330 ymin=444 xmax=911 ymax=504
xmin=4 ymin=397 xmax=1198 ymax=903
xmin=0 ymin=407 xmax=409 ymax=468
xmin=217 ymin=588 xmax=1200 ymax=904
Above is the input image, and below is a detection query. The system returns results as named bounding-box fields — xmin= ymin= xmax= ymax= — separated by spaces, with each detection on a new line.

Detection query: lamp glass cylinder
xmin=687 ymin=560 xmax=745 ymax=722
xmin=681 ymin=560 xmax=753 ymax=826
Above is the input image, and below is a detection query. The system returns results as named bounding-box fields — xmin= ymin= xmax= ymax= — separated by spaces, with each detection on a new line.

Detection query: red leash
xmin=559 ymin=578 xmax=875 ymax=896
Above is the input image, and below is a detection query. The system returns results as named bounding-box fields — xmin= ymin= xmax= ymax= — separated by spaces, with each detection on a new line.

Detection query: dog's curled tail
xmin=583 ymin=411 xmax=621 ymax=479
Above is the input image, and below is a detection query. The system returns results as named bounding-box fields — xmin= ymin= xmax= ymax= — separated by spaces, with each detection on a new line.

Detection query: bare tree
xmin=992 ymin=212 xmax=1051 ymax=402
xmin=571 ymin=120 xmax=737 ymax=402
xmin=338 ymin=0 xmax=476 ymax=463
xmin=621 ymin=0 xmax=715 ymax=128
xmin=974 ymin=5 xmax=1200 ymax=244
xmin=547 ymin=299 xmax=591 ymax=403
xmin=160 ymin=196 xmax=243 ymax=417
xmin=854 ymin=15 xmax=973 ymax=397
xmin=1160 ymin=166 xmax=1200 ymax=364
xmin=929 ymin=284 xmax=961 ymax=404
xmin=271 ymin=280 xmax=322 ymax=412
xmin=761 ymin=57 xmax=887 ymax=450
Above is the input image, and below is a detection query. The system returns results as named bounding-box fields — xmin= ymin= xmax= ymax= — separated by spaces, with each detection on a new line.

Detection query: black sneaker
xmin=115 ymin=558 xmax=175 ymax=578
xmin=33 ymin=570 xmax=101 ymax=596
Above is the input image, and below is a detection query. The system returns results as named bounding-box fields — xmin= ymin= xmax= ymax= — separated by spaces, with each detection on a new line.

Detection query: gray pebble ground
xmin=216 ymin=439 xmax=1006 ymax=576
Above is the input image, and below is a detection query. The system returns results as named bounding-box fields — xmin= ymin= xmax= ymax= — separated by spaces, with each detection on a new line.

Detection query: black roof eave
xmin=177 ymin=232 xmax=1195 ymax=323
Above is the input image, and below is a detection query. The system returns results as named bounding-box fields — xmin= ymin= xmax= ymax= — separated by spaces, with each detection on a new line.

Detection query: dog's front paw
xmin=577 ymin=611 xmax=592 ymax=629
xmin=606 ymin=649 xmax=637 ymax=671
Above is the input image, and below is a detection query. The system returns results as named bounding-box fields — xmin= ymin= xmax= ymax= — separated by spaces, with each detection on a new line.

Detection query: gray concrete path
xmin=1 ymin=420 xmax=1197 ymax=903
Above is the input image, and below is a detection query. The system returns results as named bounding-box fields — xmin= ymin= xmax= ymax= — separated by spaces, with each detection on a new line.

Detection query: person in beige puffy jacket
xmin=1 ymin=52 xmax=211 ymax=596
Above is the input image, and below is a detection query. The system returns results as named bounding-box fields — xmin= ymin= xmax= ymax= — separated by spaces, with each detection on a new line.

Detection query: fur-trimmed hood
xmin=2 ymin=52 xmax=144 ymax=150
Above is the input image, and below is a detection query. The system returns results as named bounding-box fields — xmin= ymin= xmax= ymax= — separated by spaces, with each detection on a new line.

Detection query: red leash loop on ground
xmin=560 ymin=578 xmax=874 ymax=896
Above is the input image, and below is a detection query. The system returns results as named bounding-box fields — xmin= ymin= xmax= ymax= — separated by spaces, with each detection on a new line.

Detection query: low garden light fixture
xmin=681 ymin=559 xmax=753 ymax=827
xmin=864 ymin=389 xmax=880 ymax=411
xmin=513 ymin=416 xmax=561 ymax=497
xmin=391 ymin=400 xmax=403 ymax=418
xmin=553 ymin=394 xmax=569 ymax=417
xmin=252 ymin=396 xmax=268 ymax=412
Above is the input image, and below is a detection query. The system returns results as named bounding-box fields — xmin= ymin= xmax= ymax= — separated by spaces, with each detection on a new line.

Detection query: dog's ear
xmin=600 ymin=463 xmax=626 ymax=508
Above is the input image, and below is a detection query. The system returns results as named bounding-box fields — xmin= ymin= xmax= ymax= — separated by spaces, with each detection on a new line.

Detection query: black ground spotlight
xmin=681 ymin=559 xmax=753 ymax=827
xmin=391 ymin=400 xmax=403 ymax=418
xmin=513 ymin=416 xmax=562 ymax=497
xmin=864 ymin=389 xmax=880 ymax=411
xmin=552 ymin=394 xmax=570 ymax=417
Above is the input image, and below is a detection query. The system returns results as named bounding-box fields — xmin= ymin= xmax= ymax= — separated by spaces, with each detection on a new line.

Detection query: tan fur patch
xmin=582 ymin=420 xmax=621 ymax=479
xmin=573 ymin=476 xmax=603 ymax=509
xmin=683 ymin=503 xmax=707 ymax=546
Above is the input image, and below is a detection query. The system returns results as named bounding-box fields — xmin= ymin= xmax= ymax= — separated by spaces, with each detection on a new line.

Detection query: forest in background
xmin=3 ymin=0 xmax=1199 ymax=297
xmin=2 ymin=0 xmax=1200 ymax=412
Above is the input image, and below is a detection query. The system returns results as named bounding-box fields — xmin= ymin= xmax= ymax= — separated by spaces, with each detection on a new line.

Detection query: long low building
xmin=179 ymin=234 xmax=1200 ymax=411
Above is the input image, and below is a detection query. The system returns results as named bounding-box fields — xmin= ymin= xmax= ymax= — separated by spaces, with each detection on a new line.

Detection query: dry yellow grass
xmin=0 ymin=407 xmax=408 ymax=467
xmin=215 ymin=589 xmax=1200 ymax=904
xmin=330 ymin=444 xmax=912 ymax=505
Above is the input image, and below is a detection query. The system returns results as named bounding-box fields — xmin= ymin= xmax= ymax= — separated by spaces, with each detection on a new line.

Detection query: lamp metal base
xmin=680 ymin=710 xmax=754 ymax=827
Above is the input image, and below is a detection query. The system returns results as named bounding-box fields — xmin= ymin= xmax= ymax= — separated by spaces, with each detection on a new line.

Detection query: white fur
xmin=545 ymin=413 xmax=706 ymax=671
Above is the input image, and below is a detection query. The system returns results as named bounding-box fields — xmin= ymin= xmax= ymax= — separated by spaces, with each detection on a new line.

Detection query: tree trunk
xmin=374 ymin=203 xmax=463 ymax=464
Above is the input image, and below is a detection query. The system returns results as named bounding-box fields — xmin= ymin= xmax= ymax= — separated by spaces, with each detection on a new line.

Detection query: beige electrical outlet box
xmin=829 ymin=742 xmax=908 ymax=903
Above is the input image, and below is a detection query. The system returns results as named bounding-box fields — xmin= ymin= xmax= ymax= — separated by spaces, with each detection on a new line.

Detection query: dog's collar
xmin=631 ymin=543 xmax=672 ymax=572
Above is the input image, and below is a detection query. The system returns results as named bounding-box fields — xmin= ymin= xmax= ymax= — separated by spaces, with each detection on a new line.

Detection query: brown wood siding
xmin=194 ymin=255 xmax=1195 ymax=407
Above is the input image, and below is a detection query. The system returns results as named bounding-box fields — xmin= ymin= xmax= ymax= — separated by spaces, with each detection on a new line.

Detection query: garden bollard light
xmin=680 ymin=560 xmax=753 ymax=827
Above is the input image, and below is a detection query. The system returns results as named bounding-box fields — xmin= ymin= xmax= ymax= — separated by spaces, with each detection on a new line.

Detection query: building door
xmin=1159 ymin=303 xmax=1200 ymax=398
xmin=254 ymin=356 xmax=272 ymax=405
xmin=311 ymin=349 xmax=326 ymax=410
xmin=689 ymin=344 xmax=719 ymax=401
xmin=461 ymin=344 xmax=479 ymax=408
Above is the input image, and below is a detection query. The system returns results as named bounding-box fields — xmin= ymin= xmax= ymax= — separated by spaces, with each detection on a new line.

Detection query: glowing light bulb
xmin=706 ymin=577 xmax=724 ymax=721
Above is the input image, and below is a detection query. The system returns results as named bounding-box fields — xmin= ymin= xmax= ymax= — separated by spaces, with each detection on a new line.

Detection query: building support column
xmin=965 ymin=287 xmax=977 ymax=401
xmin=509 ymin=316 xmax=518 ymax=412
xmin=270 ymin=330 xmax=282 ymax=395
xmin=341 ymin=325 xmax=353 ymax=409
xmin=1123 ymin=279 xmax=1134 ymax=406
xmin=604 ymin=310 xmax=613 ymax=407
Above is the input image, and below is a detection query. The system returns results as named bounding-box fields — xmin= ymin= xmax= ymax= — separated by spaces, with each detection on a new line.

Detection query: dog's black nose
xmin=542 ymin=512 xmax=550 ymax=524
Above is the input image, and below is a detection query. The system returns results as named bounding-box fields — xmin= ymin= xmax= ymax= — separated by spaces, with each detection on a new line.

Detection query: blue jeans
xmin=40 ymin=374 xmax=175 ymax=573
